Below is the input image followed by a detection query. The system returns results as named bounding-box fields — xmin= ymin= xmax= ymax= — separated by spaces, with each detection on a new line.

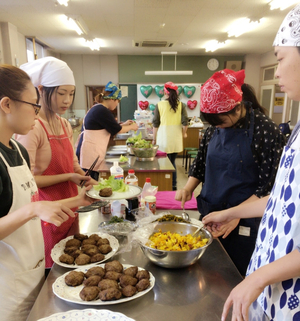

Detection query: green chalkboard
xmin=119 ymin=84 xmax=137 ymax=121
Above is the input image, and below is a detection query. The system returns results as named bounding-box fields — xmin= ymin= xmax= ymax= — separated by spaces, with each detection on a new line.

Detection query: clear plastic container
xmin=140 ymin=177 xmax=152 ymax=206
xmin=145 ymin=195 xmax=156 ymax=214
xmin=110 ymin=161 xmax=124 ymax=180
xmin=125 ymin=169 xmax=138 ymax=186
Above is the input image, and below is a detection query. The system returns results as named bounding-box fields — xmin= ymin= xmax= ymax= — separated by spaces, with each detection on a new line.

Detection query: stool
xmin=185 ymin=150 xmax=198 ymax=173
xmin=182 ymin=147 xmax=198 ymax=167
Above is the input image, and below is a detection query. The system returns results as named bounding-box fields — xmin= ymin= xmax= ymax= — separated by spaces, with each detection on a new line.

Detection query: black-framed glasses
xmin=12 ymin=99 xmax=41 ymax=115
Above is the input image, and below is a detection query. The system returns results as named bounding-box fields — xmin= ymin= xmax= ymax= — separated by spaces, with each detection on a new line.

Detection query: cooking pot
xmin=68 ymin=115 xmax=80 ymax=128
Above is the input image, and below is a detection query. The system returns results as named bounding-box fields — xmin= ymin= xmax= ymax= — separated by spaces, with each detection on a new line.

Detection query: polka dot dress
xmin=247 ymin=124 xmax=300 ymax=320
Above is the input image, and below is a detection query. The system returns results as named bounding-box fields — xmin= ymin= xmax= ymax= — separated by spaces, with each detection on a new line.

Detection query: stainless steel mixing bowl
xmin=140 ymin=222 xmax=212 ymax=268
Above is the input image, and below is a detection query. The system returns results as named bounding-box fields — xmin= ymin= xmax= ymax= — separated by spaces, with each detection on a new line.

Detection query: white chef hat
xmin=20 ymin=56 xmax=75 ymax=87
xmin=273 ymin=4 xmax=300 ymax=47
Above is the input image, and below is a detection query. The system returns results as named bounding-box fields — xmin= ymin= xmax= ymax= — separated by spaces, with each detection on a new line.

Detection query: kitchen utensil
xmin=132 ymin=145 xmax=159 ymax=161
xmin=140 ymin=222 xmax=212 ymax=268
xmin=80 ymin=155 xmax=100 ymax=187
xmin=68 ymin=114 xmax=80 ymax=128
xmin=76 ymin=200 xmax=109 ymax=212
xmin=181 ymin=205 xmax=190 ymax=222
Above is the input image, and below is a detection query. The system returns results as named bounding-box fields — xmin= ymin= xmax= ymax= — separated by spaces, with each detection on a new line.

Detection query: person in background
xmin=152 ymin=81 xmax=188 ymax=191
xmin=175 ymin=70 xmax=285 ymax=276
xmin=76 ymin=81 xmax=138 ymax=181
xmin=0 ymin=64 xmax=93 ymax=321
xmin=202 ymin=5 xmax=300 ymax=321
xmin=15 ymin=57 xmax=97 ymax=269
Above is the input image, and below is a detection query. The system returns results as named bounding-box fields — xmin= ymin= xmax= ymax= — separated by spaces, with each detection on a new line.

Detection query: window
xmin=26 ymin=38 xmax=45 ymax=62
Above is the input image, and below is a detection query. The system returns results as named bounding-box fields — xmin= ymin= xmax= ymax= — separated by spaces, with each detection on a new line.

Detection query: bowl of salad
xmin=132 ymin=143 xmax=159 ymax=161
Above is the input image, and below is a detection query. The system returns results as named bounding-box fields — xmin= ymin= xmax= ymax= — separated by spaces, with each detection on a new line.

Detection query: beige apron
xmin=157 ymin=100 xmax=183 ymax=153
xmin=79 ymin=111 xmax=110 ymax=171
xmin=0 ymin=140 xmax=44 ymax=321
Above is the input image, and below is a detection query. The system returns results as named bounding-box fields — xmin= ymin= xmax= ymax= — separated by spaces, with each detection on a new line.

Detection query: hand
xmin=221 ymin=272 xmax=265 ymax=321
xmin=122 ymin=119 xmax=134 ymax=126
xmin=69 ymin=173 xmax=91 ymax=186
xmin=76 ymin=185 xmax=96 ymax=206
xmin=130 ymin=122 xmax=139 ymax=131
xmin=81 ymin=176 xmax=98 ymax=187
xmin=33 ymin=201 xmax=75 ymax=227
xmin=202 ymin=209 xmax=233 ymax=228
xmin=183 ymin=133 xmax=188 ymax=138
xmin=207 ymin=218 xmax=240 ymax=238
xmin=152 ymin=139 xmax=156 ymax=145
xmin=175 ymin=188 xmax=192 ymax=209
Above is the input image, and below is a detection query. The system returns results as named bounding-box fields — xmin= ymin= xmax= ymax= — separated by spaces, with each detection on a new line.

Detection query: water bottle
xmin=125 ymin=169 xmax=138 ymax=186
xmin=110 ymin=161 xmax=124 ymax=180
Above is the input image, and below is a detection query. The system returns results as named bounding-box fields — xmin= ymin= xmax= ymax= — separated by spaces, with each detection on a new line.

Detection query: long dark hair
xmin=165 ymin=88 xmax=179 ymax=112
xmin=201 ymin=83 xmax=266 ymax=126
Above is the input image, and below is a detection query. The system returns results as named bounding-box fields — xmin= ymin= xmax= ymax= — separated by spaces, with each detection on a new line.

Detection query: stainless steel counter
xmin=27 ymin=210 xmax=243 ymax=321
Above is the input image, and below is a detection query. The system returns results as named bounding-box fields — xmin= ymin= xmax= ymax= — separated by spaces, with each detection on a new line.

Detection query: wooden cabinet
xmin=178 ymin=127 xmax=202 ymax=156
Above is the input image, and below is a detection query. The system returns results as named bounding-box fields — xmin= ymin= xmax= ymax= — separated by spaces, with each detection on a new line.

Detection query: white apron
xmin=79 ymin=111 xmax=109 ymax=171
xmin=0 ymin=140 xmax=44 ymax=321
xmin=156 ymin=101 xmax=183 ymax=153
xmin=247 ymin=125 xmax=300 ymax=320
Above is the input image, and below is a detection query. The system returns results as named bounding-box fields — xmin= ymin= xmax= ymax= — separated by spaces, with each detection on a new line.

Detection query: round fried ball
xmin=82 ymin=238 xmax=96 ymax=246
xmin=99 ymin=287 xmax=122 ymax=301
xmin=119 ymin=274 xmax=138 ymax=288
xmin=64 ymin=246 xmax=79 ymax=255
xmin=123 ymin=266 xmax=138 ymax=277
xmin=75 ymin=253 xmax=91 ymax=265
xmin=136 ymin=278 xmax=150 ymax=292
xmin=105 ymin=260 xmax=123 ymax=273
xmin=89 ymin=234 xmax=101 ymax=241
xmin=121 ymin=285 xmax=137 ymax=297
xmin=90 ymin=253 xmax=105 ymax=263
xmin=98 ymin=244 xmax=112 ymax=254
xmin=65 ymin=271 xmax=84 ymax=286
xmin=79 ymin=286 xmax=100 ymax=301
xmin=73 ymin=233 xmax=88 ymax=241
xmin=65 ymin=238 xmax=81 ymax=248
xmin=104 ymin=271 xmax=122 ymax=281
xmin=83 ymin=275 xmax=102 ymax=287
xmin=136 ymin=270 xmax=150 ymax=280
xmin=98 ymin=279 xmax=119 ymax=291
xmin=85 ymin=266 xmax=105 ymax=278
xmin=59 ymin=254 xmax=74 ymax=265
xmin=97 ymin=238 xmax=109 ymax=246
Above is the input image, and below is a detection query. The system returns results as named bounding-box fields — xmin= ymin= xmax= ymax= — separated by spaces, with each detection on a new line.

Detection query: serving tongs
xmin=76 ymin=200 xmax=109 ymax=213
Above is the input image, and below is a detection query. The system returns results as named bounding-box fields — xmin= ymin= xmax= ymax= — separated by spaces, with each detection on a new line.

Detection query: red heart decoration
xmin=187 ymin=100 xmax=197 ymax=110
xmin=139 ymin=101 xmax=149 ymax=110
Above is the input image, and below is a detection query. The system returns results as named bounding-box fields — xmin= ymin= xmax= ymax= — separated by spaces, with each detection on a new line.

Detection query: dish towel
xmin=155 ymin=191 xmax=198 ymax=210
xmin=156 ymin=150 xmax=167 ymax=157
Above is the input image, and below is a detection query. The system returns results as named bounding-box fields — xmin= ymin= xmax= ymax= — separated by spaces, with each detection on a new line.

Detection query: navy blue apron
xmin=197 ymin=109 xmax=261 ymax=275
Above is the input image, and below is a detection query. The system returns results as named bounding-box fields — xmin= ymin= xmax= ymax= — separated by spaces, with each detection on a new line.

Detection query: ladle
xmin=181 ymin=205 xmax=190 ymax=222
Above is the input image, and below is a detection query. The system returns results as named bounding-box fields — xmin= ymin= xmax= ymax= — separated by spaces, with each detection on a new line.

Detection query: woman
xmin=15 ymin=57 xmax=97 ymax=268
xmin=152 ymin=82 xmax=188 ymax=191
xmin=0 ymin=64 xmax=93 ymax=321
xmin=176 ymin=70 xmax=285 ymax=276
xmin=202 ymin=5 xmax=300 ymax=320
xmin=76 ymin=81 xmax=138 ymax=181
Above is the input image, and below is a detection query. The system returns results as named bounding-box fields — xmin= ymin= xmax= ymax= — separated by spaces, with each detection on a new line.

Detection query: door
xmin=119 ymin=84 xmax=137 ymax=122
xmin=260 ymin=85 xmax=275 ymax=119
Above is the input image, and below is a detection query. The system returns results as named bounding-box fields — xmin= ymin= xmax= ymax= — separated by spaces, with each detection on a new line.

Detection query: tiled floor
xmin=175 ymin=157 xmax=202 ymax=197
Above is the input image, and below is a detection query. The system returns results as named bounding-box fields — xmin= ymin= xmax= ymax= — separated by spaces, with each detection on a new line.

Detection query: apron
xmin=197 ymin=110 xmax=261 ymax=275
xmin=247 ymin=122 xmax=300 ymax=320
xmin=0 ymin=140 xmax=44 ymax=321
xmin=79 ymin=107 xmax=109 ymax=172
xmin=38 ymin=118 xmax=78 ymax=268
xmin=157 ymin=101 xmax=183 ymax=153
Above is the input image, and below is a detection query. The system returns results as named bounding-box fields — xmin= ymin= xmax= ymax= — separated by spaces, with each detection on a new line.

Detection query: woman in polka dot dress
xmin=202 ymin=5 xmax=300 ymax=320
xmin=15 ymin=57 xmax=98 ymax=268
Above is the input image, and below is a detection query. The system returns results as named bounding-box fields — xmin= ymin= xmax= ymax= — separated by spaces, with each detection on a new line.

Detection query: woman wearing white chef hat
xmin=202 ymin=4 xmax=300 ymax=320
xmin=0 ymin=64 xmax=93 ymax=321
xmin=16 ymin=57 xmax=97 ymax=269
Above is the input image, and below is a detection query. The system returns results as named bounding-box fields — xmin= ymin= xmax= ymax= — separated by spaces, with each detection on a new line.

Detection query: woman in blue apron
xmin=176 ymin=69 xmax=285 ymax=276
xmin=202 ymin=5 xmax=300 ymax=320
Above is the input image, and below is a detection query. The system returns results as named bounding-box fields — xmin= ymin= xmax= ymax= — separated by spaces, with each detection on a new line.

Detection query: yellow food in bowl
xmin=148 ymin=230 xmax=209 ymax=251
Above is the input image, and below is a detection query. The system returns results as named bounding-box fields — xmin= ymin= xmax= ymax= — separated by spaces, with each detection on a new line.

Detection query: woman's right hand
xmin=175 ymin=189 xmax=192 ymax=209
xmin=32 ymin=201 xmax=75 ymax=227
xmin=130 ymin=122 xmax=139 ymax=131
xmin=69 ymin=173 xmax=91 ymax=186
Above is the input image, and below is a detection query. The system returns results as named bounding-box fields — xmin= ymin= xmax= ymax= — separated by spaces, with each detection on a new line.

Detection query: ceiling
xmin=0 ymin=0 xmax=293 ymax=56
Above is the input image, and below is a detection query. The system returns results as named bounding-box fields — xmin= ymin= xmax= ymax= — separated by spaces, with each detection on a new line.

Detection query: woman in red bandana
xmin=152 ymin=82 xmax=189 ymax=191
xmin=176 ymin=69 xmax=285 ymax=276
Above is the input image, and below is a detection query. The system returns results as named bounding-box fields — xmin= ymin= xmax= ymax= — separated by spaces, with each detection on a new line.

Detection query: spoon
xmin=181 ymin=205 xmax=190 ymax=222
xmin=191 ymin=226 xmax=202 ymax=237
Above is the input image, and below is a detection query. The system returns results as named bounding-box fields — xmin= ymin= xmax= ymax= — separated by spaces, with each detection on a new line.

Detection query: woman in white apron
xmin=0 ymin=65 xmax=93 ymax=321
xmin=202 ymin=5 xmax=300 ymax=320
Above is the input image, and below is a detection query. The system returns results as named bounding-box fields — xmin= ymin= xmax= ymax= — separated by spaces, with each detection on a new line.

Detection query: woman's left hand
xmin=206 ymin=218 xmax=240 ymax=238
xmin=122 ymin=119 xmax=134 ymax=126
xmin=77 ymin=185 xmax=97 ymax=206
xmin=83 ymin=176 xmax=98 ymax=187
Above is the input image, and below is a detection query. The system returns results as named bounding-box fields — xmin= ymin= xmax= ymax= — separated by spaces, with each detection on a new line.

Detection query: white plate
xmin=111 ymin=145 xmax=127 ymax=149
xmin=87 ymin=185 xmax=142 ymax=200
xmin=38 ymin=309 xmax=135 ymax=321
xmin=105 ymin=157 xmax=128 ymax=164
xmin=106 ymin=150 xmax=127 ymax=156
xmin=51 ymin=232 xmax=119 ymax=269
xmin=53 ymin=264 xmax=155 ymax=305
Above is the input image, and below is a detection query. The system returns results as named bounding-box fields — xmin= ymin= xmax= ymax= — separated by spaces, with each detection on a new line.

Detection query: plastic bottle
xmin=145 ymin=195 xmax=156 ymax=214
xmin=125 ymin=169 xmax=138 ymax=186
xmin=110 ymin=161 xmax=124 ymax=180
xmin=140 ymin=177 xmax=152 ymax=206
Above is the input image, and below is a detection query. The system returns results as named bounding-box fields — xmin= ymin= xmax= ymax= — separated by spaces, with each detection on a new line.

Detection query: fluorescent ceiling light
xmin=204 ymin=40 xmax=228 ymax=52
xmin=57 ymin=0 xmax=69 ymax=6
xmin=84 ymin=38 xmax=101 ymax=51
xmin=145 ymin=70 xmax=193 ymax=75
xmin=227 ymin=18 xmax=264 ymax=37
xmin=145 ymin=51 xmax=193 ymax=76
xmin=269 ymin=0 xmax=299 ymax=10
xmin=63 ymin=15 xmax=89 ymax=35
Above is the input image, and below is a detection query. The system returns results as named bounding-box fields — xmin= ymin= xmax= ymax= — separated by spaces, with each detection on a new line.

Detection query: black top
xmin=0 ymin=140 xmax=30 ymax=218
xmin=76 ymin=104 xmax=122 ymax=160
xmin=189 ymin=109 xmax=286 ymax=198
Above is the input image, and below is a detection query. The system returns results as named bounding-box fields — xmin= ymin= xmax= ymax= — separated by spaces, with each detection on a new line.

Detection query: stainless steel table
xmin=27 ymin=210 xmax=243 ymax=321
